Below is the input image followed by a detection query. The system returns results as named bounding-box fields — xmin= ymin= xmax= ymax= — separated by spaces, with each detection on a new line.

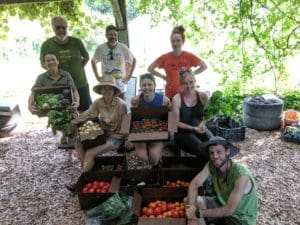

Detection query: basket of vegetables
xmin=32 ymin=85 xmax=73 ymax=116
xmin=78 ymin=118 xmax=106 ymax=150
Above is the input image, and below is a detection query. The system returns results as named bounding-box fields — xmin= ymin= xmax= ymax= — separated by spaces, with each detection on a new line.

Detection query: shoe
xmin=65 ymin=183 xmax=76 ymax=192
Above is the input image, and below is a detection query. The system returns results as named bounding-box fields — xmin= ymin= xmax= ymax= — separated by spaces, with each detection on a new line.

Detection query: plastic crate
xmin=218 ymin=118 xmax=246 ymax=141
xmin=282 ymin=126 xmax=300 ymax=144
xmin=206 ymin=119 xmax=218 ymax=136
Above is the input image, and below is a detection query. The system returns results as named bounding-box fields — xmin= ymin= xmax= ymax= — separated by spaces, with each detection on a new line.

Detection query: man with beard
xmin=185 ymin=136 xmax=258 ymax=225
xmin=40 ymin=16 xmax=92 ymax=112
xmin=91 ymin=25 xmax=136 ymax=99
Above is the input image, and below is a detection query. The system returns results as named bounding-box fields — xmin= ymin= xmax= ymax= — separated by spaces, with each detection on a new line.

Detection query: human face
xmin=170 ymin=33 xmax=184 ymax=52
xmin=106 ymin=30 xmax=118 ymax=46
xmin=140 ymin=78 xmax=155 ymax=97
xmin=101 ymin=86 xmax=115 ymax=99
xmin=208 ymin=144 xmax=230 ymax=169
xmin=44 ymin=54 xmax=59 ymax=71
xmin=52 ymin=18 xmax=68 ymax=40
xmin=181 ymin=74 xmax=195 ymax=93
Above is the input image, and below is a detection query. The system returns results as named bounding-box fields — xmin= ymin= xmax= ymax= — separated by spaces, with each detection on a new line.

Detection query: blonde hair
xmin=179 ymin=69 xmax=196 ymax=85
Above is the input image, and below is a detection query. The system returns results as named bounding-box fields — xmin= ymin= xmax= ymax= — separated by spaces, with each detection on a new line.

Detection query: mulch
xmin=0 ymin=127 xmax=299 ymax=225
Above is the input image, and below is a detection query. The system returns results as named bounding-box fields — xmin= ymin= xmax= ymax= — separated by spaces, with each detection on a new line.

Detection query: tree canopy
xmin=0 ymin=0 xmax=299 ymax=94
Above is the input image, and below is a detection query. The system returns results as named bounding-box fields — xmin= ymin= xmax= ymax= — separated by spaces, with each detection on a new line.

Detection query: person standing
xmin=185 ymin=136 xmax=258 ymax=225
xmin=91 ymin=25 xmax=136 ymax=99
xmin=40 ymin=16 xmax=92 ymax=112
xmin=148 ymin=25 xmax=207 ymax=100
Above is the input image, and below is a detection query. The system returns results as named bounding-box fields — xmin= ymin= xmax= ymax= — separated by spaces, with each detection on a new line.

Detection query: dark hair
xmin=209 ymin=143 xmax=230 ymax=151
xmin=179 ymin=69 xmax=195 ymax=85
xmin=42 ymin=52 xmax=58 ymax=63
xmin=105 ymin=25 xmax=118 ymax=36
xmin=139 ymin=73 xmax=156 ymax=86
xmin=171 ymin=25 xmax=185 ymax=42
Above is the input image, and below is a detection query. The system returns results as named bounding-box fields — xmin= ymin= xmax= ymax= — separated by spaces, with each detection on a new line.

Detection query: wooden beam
xmin=0 ymin=0 xmax=71 ymax=5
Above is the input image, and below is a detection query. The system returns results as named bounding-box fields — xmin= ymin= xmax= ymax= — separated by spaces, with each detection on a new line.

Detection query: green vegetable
xmin=46 ymin=110 xmax=74 ymax=137
xmin=36 ymin=93 xmax=61 ymax=109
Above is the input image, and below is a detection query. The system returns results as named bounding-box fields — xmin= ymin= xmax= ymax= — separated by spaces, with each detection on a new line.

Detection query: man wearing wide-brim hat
xmin=185 ymin=136 xmax=258 ymax=225
xmin=72 ymin=75 xmax=127 ymax=172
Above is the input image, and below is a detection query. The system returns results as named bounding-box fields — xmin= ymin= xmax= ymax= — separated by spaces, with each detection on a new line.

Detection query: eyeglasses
xmin=109 ymin=50 xmax=114 ymax=60
xmin=55 ymin=26 xmax=67 ymax=30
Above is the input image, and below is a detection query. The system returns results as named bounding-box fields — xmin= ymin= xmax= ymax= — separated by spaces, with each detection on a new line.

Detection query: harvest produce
xmin=283 ymin=126 xmax=300 ymax=141
xmin=79 ymin=120 xmax=102 ymax=136
xmin=164 ymin=180 xmax=189 ymax=187
xmin=131 ymin=119 xmax=168 ymax=133
xmin=47 ymin=110 xmax=74 ymax=137
xmin=82 ymin=180 xmax=111 ymax=193
xmin=141 ymin=200 xmax=185 ymax=218
xmin=36 ymin=89 xmax=71 ymax=110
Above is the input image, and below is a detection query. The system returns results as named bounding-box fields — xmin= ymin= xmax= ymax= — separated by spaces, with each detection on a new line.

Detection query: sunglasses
xmin=109 ymin=50 xmax=114 ymax=60
xmin=55 ymin=26 xmax=67 ymax=30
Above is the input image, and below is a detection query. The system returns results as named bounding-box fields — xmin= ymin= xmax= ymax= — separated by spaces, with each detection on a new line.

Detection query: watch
xmin=195 ymin=208 xmax=202 ymax=218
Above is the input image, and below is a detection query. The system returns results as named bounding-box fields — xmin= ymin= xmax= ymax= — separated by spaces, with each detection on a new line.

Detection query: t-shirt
xmin=208 ymin=161 xmax=258 ymax=225
xmin=92 ymin=42 xmax=134 ymax=93
xmin=154 ymin=51 xmax=201 ymax=99
xmin=40 ymin=37 xmax=89 ymax=89
xmin=31 ymin=69 xmax=77 ymax=92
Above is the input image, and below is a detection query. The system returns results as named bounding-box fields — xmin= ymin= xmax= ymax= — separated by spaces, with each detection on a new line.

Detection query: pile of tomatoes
xmin=82 ymin=180 xmax=111 ymax=193
xmin=164 ymin=180 xmax=189 ymax=187
xmin=141 ymin=200 xmax=185 ymax=218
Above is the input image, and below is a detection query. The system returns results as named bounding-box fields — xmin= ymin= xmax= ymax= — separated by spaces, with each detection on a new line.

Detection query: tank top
xmin=138 ymin=92 xmax=164 ymax=106
xmin=209 ymin=161 xmax=258 ymax=225
xmin=179 ymin=92 xmax=204 ymax=132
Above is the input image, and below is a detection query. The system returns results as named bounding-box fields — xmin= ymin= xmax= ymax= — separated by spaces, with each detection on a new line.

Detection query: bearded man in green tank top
xmin=186 ymin=136 xmax=258 ymax=225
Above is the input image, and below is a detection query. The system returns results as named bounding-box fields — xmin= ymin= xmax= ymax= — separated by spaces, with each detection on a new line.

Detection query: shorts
xmin=200 ymin=196 xmax=248 ymax=225
xmin=77 ymin=84 xmax=92 ymax=111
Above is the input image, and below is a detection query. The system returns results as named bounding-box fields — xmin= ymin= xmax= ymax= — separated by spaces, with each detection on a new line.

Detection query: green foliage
xmin=47 ymin=110 xmax=74 ymax=137
xmin=279 ymin=90 xmax=300 ymax=111
xmin=36 ymin=93 xmax=60 ymax=109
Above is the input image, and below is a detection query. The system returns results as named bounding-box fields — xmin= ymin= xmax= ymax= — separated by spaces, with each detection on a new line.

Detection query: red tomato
xmin=100 ymin=188 xmax=107 ymax=193
xmin=96 ymin=188 xmax=101 ymax=193
xmin=87 ymin=183 xmax=92 ymax=189
xmin=88 ymin=188 xmax=95 ymax=193
xmin=148 ymin=202 xmax=156 ymax=209
xmin=99 ymin=181 xmax=104 ymax=187
xmin=145 ymin=208 xmax=153 ymax=217
xmin=178 ymin=210 xmax=185 ymax=218
xmin=142 ymin=207 xmax=148 ymax=214
xmin=170 ymin=182 xmax=177 ymax=187
xmin=153 ymin=207 xmax=162 ymax=216
xmin=171 ymin=210 xmax=179 ymax=218
xmin=167 ymin=203 xmax=174 ymax=210
xmin=82 ymin=187 xmax=89 ymax=193
xmin=160 ymin=204 xmax=167 ymax=212
xmin=93 ymin=181 xmax=99 ymax=186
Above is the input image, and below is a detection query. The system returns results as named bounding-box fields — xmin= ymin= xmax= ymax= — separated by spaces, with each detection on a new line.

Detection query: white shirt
xmin=92 ymin=42 xmax=134 ymax=93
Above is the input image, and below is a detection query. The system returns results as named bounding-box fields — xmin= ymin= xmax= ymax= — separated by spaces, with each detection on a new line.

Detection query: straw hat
xmin=93 ymin=76 xmax=121 ymax=95
xmin=200 ymin=136 xmax=240 ymax=157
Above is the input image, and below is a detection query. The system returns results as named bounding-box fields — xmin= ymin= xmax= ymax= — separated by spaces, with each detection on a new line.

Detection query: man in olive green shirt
xmin=40 ymin=16 xmax=91 ymax=111
xmin=186 ymin=136 xmax=258 ymax=225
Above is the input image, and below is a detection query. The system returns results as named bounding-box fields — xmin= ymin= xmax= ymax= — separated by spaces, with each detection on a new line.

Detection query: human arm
xmin=163 ymin=96 xmax=171 ymax=110
xmin=123 ymin=57 xmax=136 ymax=84
xmin=148 ymin=62 xmax=167 ymax=81
xmin=67 ymin=89 xmax=80 ymax=112
xmin=91 ymin=59 xmax=101 ymax=82
xmin=28 ymin=93 xmax=40 ymax=114
xmin=186 ymin=176 xmax=252 ymax=219
xmin=193 ymin=60 xmax=207 ymax=75
xmin=171 ymin=94 xmax=205 ymax=134
xmin=187 ymin=163 xmax=210 ymax=205
xmin=130 ymin=96 xmax=139 ymax=108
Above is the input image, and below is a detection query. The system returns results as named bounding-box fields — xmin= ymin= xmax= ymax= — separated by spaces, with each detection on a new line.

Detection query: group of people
xmin=28 ymin=16 xmax=258 ymax=225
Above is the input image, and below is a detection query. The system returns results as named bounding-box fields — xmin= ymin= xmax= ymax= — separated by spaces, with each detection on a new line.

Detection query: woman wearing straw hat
xmin=72 ymin=75 xmax=127 ymax=172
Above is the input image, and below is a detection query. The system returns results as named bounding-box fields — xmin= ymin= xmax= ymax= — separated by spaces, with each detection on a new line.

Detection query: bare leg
xmin=75 ymin=141 xmax=85 ymax=167
xmin=148 ymin=141 xmax=165 ymax=165
xmin=134 ymin=142 xmax=149 ymax=162
xmin=82 ymin=142 xmax=113 ymax=172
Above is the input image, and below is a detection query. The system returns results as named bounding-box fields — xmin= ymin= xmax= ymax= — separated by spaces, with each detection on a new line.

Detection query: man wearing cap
xmin=186 ymin=136 xmax=258 ymax=225
xmin=91 ymin=25 xmax=136 ymax=99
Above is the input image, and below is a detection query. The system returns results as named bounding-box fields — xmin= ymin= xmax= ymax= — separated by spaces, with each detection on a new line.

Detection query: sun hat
xmin=200 ymin=136 xmax=240 ymax=157
xmin=93 ymin=76 xmax=121 ymax=95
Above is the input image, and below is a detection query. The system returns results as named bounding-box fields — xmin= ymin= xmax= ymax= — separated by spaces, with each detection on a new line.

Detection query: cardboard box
xmin=32 ymin=85 xmax=74 ymax=116
xmin=132 ymin=188 xmax=187 ymax=225
xmin=120 ymin=169 xmax=161 ymax=194
xmin=78 ymin=118 xmax=106 ymax=150
xmin=120 ymin=106 xmax=177 ymax=142
xmin=161 ymin=168 xmax=199 ymax=187
xmin=93 ymin=155 xmax=127 ymax=171
xmin=75 ymin=171 xmax=121 ymax=210
xmin=161 ymin=156 xmax=206 ymax=171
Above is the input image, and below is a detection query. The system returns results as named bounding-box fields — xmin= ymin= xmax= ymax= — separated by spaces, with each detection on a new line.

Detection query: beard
xmin=212 ymin=156 xmax=229 ymax=169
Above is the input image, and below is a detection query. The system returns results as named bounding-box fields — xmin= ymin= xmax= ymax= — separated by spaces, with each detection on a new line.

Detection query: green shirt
xmin=32 ymin=69 xmax=77 ymax=92
xmin=40 ymin=36 xmax=89 ymax=89
xmin=209 ymin=161 xmax=258 ymax=225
